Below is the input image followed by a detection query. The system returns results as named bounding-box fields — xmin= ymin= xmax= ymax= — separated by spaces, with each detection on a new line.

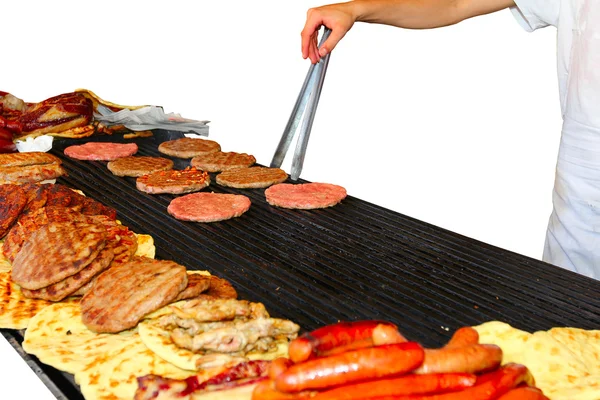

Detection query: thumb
xmin=319 ymin=28 xmax=348 ymax=57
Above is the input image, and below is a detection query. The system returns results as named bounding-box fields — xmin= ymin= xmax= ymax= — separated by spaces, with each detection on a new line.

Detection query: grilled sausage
xmin=275 ymin=342 xmax=424 ymax=393
xmin=310 ymin=373 xmax=477 ymax=400
xmin=444 ymin=327 xmax=480 ymax=349
xmin=414 ymin=344 xmax=502 ymax=374
xmin=268 ymin=358 xmax=294 ymax=380
xmin=288 ymin=320 xmax=407 ymax=363
xmin=252 ymin=380 xmax=315 ymax=400
xmin=497 ymin=386 xmax=550 ymax=400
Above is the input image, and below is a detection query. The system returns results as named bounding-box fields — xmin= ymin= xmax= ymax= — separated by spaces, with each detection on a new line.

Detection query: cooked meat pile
xmin=1 ymin=181 xmax=245 ymax=336
xmin=159 ymin=298 xmax=300 ymax=367
xmin=2 ymin=183 xmax=141 ymax=301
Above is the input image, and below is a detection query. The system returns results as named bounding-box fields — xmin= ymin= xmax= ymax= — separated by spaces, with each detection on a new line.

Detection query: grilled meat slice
xmin=81 ymin=257 xmax=188 ymax=333
xmin=0 ymin=184 xmax=26 ymax=238
xmin=11 ymin=221 xmax=107 ymax=290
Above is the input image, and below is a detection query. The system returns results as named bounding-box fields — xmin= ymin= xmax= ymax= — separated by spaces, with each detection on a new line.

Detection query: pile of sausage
xmin=252 ymin=320 xmax=548 ymax=400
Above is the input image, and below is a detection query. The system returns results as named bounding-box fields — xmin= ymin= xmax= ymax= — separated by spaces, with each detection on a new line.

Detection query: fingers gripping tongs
xmin=270 ymin=28 xmax=332 ymax=181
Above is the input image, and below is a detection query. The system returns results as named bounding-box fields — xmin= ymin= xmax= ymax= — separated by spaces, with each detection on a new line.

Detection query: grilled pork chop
xmin=11 ymin=221 xmax=107 ymax=290
xmin=19 ymin=246 xmax=114 ymax=301
xmin=81 ymin=257 xmax=188 ymax=333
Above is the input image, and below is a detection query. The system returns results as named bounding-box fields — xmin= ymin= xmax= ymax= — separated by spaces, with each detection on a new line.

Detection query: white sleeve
xmin=511 ymin=0 xmax=561 ymax=32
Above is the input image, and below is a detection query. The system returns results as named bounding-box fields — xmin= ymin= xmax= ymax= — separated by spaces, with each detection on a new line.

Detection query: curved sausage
xmin=444 ymin=327 xmax=479 ymax=349
xmin=497 ymin=386 xmax=550 ymax=400
xmin=276 ymin=342 xmax=424 ymax=393
xmin=268 ymin=357 xmax=294 ymax=380
xmin=251 ymin=379 xmax=315 ymax=400
xmin=288 ymin=320 xmax=407 ymax=363
xmin=310 ymin=373 xmax=477 ymax=400
xmin=414 ymin=344 xmax=502 ymax=374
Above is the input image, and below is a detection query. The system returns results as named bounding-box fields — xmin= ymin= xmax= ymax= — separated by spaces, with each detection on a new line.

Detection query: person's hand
xmin=301 ymin=2 xmax=357 ymax=64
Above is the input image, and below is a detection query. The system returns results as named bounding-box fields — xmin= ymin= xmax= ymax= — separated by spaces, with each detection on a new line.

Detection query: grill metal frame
xmin=2 ymin=129 xmax=600 ymax=399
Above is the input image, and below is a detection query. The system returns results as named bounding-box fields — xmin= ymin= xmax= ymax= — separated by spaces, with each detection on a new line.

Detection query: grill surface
xmin=3 ymin=130 xmax=600 ymax=399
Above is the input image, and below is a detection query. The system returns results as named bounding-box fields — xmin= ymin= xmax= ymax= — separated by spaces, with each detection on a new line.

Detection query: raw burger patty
xmin=107 ymin=156 xmax=174 ymax=177
xmin=158 ymin=137 xmax=221 ymax=159
xmin=216 ymin=167 xmax=288 ymax=189
xmin=136 ymin=167 xmax=210 ymax=194
xmin=80 ymin=257 xmax=188 ymax=333
xmin=265 ymin=182 xmax=347 ymax=209
xmin=64 ymin=142 xmax=138 ymax=161
xmin=190 ymin=151 xmax=256 ymax=172
xmin=167 ymin=193 xmax=251 ymax=222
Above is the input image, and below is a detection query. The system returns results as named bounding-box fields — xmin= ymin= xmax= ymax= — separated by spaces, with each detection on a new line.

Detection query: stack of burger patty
xmin=0 ymin=182 xmax=137 ymax=301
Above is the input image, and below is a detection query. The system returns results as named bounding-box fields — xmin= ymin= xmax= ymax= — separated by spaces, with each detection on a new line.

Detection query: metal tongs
xmin=270 ymin=27 xmax=332 ymax=181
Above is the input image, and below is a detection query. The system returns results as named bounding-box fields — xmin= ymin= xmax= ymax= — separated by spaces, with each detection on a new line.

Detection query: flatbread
xmin=474 ymin=321 xmax=600 ymax=400
xmin=0 ymin=272 xmax=78 ymax=329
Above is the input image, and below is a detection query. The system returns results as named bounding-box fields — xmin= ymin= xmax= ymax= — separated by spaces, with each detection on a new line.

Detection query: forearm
xmin=347 ymin=0 xmax=515 ymax=29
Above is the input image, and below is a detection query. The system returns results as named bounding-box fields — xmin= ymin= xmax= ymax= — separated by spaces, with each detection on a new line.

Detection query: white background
xmin=1 ymin=1 xmax=560 ymax=398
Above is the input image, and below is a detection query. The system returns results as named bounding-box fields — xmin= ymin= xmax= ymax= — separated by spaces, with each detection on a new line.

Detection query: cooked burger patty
xmin=216 ymin=167 xmax=288 ymax=189
xmin=265 ymin=182 xmax=347 ymax=209
xmin=107 ymin=156 xmax=174 ymax=177
xmin=80 ymin=257 xmax=188 ymax=333
xmin=136 ymin=167 xmax=210 ymax=194
xmin=64 ymin=142 xmax=138 ymax=161
xmin=158 ymin=137 xmax=221 ymax=159
xmin=19 ymin=246 xmax=115 ymax=302
xmin=0 ymin=184 xmax=27 ymax=238
xmin=11 ymin=221 xmax=107 ymax=290
xmin=190 ymin=151 xmax=256 ymax=172
xmin=167 ymin=193 xmax=251 ymax=223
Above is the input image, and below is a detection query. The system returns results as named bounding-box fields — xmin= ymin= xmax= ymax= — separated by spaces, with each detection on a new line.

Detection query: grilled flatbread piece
xmin=11 ymin=221 xmax=107 ymax=290
xmin=0 ymin=152 xmax=62 ymax=168
xmin=191 ymin=151 xmax=256 ymax=172
xmin=81 ymin=257 xmax=188 ymax=333
xmin=216 ymin=167 xmax=288 ymax=189
xmin=158 ymin=137 xmax=221 ymax=159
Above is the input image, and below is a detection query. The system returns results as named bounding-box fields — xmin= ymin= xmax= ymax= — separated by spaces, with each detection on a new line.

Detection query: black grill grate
xmin=3 ymin=129 xmax=600 ymax=399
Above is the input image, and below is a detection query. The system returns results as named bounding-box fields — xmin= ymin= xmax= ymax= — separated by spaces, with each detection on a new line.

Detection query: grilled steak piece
xmin=107 ymin=156 xmax=174 ymax=177
xmin=81 ymin=257 xmax=188 ymax=333
xmin=173 ymin=273 xmax=212 ymax=302
xmin=19 ymin=183 xmax=50 ymax=215
xmin=20 ymin=246 xmax=114 ymax=302
xmin=265 ymin=182 xmax=347 ymax=209
xmin=190 ymin=151 xmax=256 ymax=172
xmin=11 ymin=221 xmax=107 ymax=290
xmin=158 ymin=137 xmax=221 ymax=159
xmin=167 ymin=193 xmax=251 ymax=223
xmin=136 ymin=167 xmax=210 ymax=194
xmin=64 ymin=142 xmax=138 ymax=161
xmin=0 ymin=184 xmax=27 ymax=238
xmin=80 ymin=196 xmax=117 ymax=219
xmin=216 ymin=167 xmax=288 ymax=189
